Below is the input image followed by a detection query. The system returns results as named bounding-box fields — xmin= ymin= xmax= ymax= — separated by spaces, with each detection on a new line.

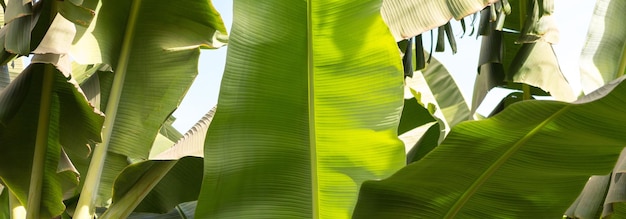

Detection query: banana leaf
xmin=565 ymin=149 xmax=626 ymax=218
xmin=71 ymin=0 xmax=227 ymax=159
xmin=195 ymin=1 xmax=405 ymax=218
xmin=354 ymin=76 xmax=626 ymax=218
xmin=69 ymin=0 xmax=227 ymax=213
xmin=579 ymin=0 xmax=626 ymax=94
xmin=381 ymin=0 xmax=496 ymax=41
xmin=0 ymin=62 xmax=104 ymax=218
xmin=0 ymin=0 xmax=96 ymax=64
xmin=102 ymin=108 xmax=215 ymax=218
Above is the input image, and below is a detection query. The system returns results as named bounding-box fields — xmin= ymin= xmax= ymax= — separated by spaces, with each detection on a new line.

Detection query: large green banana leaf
xmin=69 ymin=0 xmax=227 ymax=213
xmin=71 ymin=0 xmax=227 ymax=159
xmin=381 ymin=0 xmax=496 ymax=41
xmin=196 ymin=1 xmax=405 ymax=218
xmin=579 ymin=0 xmax=626 ymax=94
xmin=0 ymin=62 xmax=104 ymax=218
xmin=353 ymin=76 xmax=626 ymax=218
xmin=0 ymin=12 xmax=104 ymax=218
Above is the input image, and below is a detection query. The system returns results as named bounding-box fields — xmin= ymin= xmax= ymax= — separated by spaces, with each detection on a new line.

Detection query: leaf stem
xmin=306 ymin=0 xmax=319 ymax=218
xmin=522 ymin=84 xmax=531 ymax=100
xmin=26 ymin=64 xmax=55 ymax=219
xmin=73 ymin=0 xmax=142 ymax=218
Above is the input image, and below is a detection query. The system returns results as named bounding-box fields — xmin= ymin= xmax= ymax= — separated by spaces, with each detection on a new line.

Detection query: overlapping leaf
xmin=102 ymin=108 xmax=215 ymax=218
xmin=354 ymin=76 xmax=626 ymax=218
xmin=71 ymin=0 xmax=227 ymax=159
xmin=0 ymin=63 xmax=103 ymax=218
xmin=565 ymin=149 xmax=626 ymax=219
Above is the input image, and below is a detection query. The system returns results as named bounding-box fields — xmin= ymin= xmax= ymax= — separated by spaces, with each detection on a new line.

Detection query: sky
xmin=171 ymin=0 xmax=597 ymax=132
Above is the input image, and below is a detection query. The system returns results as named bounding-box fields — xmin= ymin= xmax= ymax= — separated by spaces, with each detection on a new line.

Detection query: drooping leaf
xmin=579 ymin=0 xmax=626 ymax=94
xmin=515 ymin=0 xmax=558 ymax=44
xmin=103 ymin=108 xmax=215 ymax=218
xmin=381 ymin=0 xmax=496 ymax=41
xmin=475 ymin=0 xmax=570 ymax=113
xmin=566 ymin=149 xmax=626 ymax=218
xmin=508 ymin=41 xmax=575 ymax=101
xmin=196 ymin=1 xmax=405 ymax=218
xmin=0 ymin=63 xmax=104 ymax=218
xmin=353 ymin=76 xmax=626 ymax=218
xmin=419 ymin=56 xmax=471 ymax=127
xmin=564 ymin=175 xmax=610 ymax=218
xmin=414 ymin=35 xmax=426 ymax=71
xmin=400 ymin=54 xmax=469 ymax=162
xmin=601 ymin=150 xmax=626 ymax=218
xmin=0 ymin=0 xmax=94 ymax=65
xmin=70 ymin=1 xmax=226 ymax=214
xmin=401 ymin=38 xmax=413 ymax=77
xmin=473 ymin=12 xmax=505 ymax=113
xmin=71 ymin=0 xmax=227 ymax=159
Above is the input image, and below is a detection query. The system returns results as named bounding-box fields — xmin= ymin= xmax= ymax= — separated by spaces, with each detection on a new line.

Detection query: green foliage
xmin=0 ymin=0 xmax=624 ymax=218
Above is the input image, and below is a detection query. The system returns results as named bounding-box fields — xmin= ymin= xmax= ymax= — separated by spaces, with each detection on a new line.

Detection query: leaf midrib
xmin=306 ymin=1 xmax=319 ymax=219
xmin=444 ymin=104 xmax=572 ymax=218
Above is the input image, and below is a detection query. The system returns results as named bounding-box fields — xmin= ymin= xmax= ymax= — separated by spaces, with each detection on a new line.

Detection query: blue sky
xmin=172 ymin=0 xmax=596 ymax=132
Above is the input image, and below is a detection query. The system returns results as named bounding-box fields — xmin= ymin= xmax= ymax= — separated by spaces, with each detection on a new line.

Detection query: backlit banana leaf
xmin=353 ymin=76 xmax=626 ymax=218
xmin=70 ymin=0 xmax=226 ymax=214
xmin=196 ymin=1 xmax=405 ymax=218
xmin=381 ymin=0 xmax=496 ymax=41
xmin=418 ymin=55 xmax=471 ymax=128
xmin=399 ymin=53 xmax=470 ymax=159
xmin=579 ymin=0 xmax=626 ymax=94
xmin=71 ymin=0 xmax=227 ymax=159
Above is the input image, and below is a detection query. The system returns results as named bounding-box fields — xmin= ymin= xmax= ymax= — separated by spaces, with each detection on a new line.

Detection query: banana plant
xmin=68 ymin=0 xmax=227 ymax=217
xmin=0 ymin=0 xmax=227 ymax=218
